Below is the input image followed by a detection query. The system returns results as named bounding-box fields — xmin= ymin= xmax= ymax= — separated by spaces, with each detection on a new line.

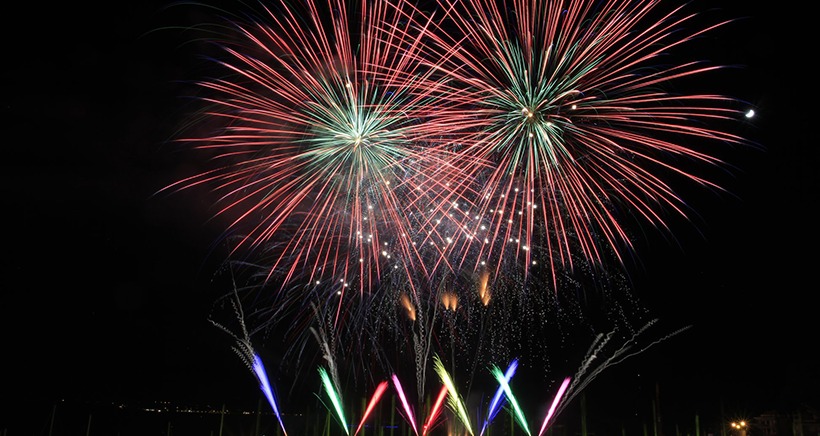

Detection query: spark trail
xmin=355 ymin=381 xmax=389 ymax=436
xmin=208 ymin=287 xmax=288 ymax=435
xmin=423 ymin=385 xmax=449 ymax=436
xmin=392 ymin=374 xmax=420 ymax=436
xmin=319 ymin=366 xmax=349 ymax=435
xmin=433 ymin=354 xmax=474 ymax=435
xmin=539 ymin=377 xmax=571 ymax=436
xmin=481 ymin=359 xmax=518 ymax=436
xmin=490 ymin=363 xmax=530 ymax=435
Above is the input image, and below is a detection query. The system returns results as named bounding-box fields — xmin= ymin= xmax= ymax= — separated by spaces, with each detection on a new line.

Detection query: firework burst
xmin=161 ymin=0 xmax=472 ymax=311
xmin=404 ymin=0 xmax=752 ymax=288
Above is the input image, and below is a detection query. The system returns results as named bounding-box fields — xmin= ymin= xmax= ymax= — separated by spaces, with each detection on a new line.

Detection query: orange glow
xmin=400 ymin=293 xmax=416 ymax=321
xmin=477 ymin=271 xmax=491 ymax=305
xmin=441 ymin=292 xmax=458 ymax=310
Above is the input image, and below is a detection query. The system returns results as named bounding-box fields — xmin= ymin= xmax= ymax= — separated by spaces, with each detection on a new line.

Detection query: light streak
xmin=355 ymin=381 xmax=389 ymax=435
xmin=539 ymin=377 xmax=572 ymax=436
xmin=392 ymin=374 xmax=420 ymax=436
xmin=481 ymin=359 xmax=519 ymax=436
xmin=433 ymin=355 xmax=474 ymax=435
xmin=319 ymin=366 xmax=349 ymax=435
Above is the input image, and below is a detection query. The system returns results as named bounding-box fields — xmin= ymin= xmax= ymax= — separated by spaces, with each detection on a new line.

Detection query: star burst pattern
xmin=165 ymin=0 xmax=477 ymax=304
xmin=407 ymin=0 xmax=750 ymax=287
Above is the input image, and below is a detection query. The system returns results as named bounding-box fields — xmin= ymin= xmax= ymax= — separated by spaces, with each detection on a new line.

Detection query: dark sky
xmin=1 ymin=0 xmax=817 ymax=433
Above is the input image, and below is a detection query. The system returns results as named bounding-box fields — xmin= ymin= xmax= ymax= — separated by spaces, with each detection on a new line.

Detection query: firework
xmin=165 ymin=0 xmax=752 ymax=426
xmin=161 ymin=0 xmax=469 ymax=309
xmin=539 ymin=377 xmax=571 ymax=436
xmin=433 ymin=354 xmax=475 ymax=435
xmin=355 ymin=380 xmax=389 ymax=436
xmin=490 ymin=362 xmax=531 ymax=435
xmin=207 ymin=289 xmax=288 ymax=435
xmin=404 ymin=0 xmax=752 ymax=289
xmin=212 ymin=288 xmax=688 ymax=435
xmin=319 ymin=366 xmax=349 ymax=434
xmin=252 ymin=355 xmax=288 ymax=436
xmin=481 ymin=359 xmax=518 ymax=436
xmin=167 ymin=0 xmax=750 ymax=320
xmin=168 ymin=0 xmax=750 ymax=354
xmin=164 ymin=0 xmax=754 ymax=307
xmin=392 ymin=373 xmax=420 ymax=436
xmin=423 ymin=385 xmax=449 ymax=436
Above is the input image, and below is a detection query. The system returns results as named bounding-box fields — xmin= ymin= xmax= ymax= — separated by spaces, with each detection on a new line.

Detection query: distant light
xmin=745 ymin=109 xmax=755 ymax=118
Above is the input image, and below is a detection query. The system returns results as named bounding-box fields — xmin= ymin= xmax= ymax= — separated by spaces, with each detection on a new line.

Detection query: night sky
xmin=1 ymin=0 xmax=817 ymax=433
